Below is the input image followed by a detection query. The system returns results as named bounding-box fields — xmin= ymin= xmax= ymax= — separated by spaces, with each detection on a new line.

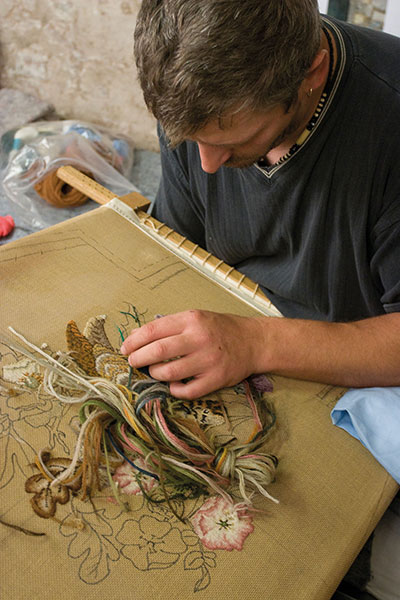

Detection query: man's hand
xmin=120 ymin=310 xmax=267 ymax=399
xmin=120 ymin=309 xmax=400 ymax=397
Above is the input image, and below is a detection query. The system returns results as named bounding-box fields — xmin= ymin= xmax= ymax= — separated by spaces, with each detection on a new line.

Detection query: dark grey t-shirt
xmin=153 ymin=17 xmax=400 ymax=322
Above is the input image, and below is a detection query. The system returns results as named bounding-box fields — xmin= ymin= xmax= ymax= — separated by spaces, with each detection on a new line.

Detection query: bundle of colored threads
xmin=9 ymin=327 xmax=279 ymax=519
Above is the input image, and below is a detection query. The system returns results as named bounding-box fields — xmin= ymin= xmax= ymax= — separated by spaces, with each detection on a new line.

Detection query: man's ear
xmin=302 ymin=48 xmax=330 ymax=92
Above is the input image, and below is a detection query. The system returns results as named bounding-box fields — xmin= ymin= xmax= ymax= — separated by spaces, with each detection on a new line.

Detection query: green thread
xmin=102 ymin=430 xmax=129 ymax=512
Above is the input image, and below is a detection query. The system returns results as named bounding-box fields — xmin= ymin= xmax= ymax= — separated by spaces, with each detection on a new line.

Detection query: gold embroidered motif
xmin=66 ymin=320 xmax=98 ymax=376
xmin=83 ymin=314 xmax=114 ymax=350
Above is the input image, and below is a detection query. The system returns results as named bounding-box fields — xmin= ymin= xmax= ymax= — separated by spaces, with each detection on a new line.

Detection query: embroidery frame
xmin=0 ymin=167 xmax=397 ymax=600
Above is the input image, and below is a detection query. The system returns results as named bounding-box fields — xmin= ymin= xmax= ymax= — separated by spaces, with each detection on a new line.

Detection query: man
xmin=121 ymin=0 xmax=400 ymax=401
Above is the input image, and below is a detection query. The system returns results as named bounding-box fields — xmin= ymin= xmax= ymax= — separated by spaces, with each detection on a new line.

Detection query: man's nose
xmin=197 ymin=143 xmax=231 ymax=174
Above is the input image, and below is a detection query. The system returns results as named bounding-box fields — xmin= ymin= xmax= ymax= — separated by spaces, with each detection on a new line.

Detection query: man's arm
xmin=120 ymin=310 xmax=400 ymax=399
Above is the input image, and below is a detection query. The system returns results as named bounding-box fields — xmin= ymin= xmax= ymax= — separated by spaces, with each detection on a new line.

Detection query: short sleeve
xmin=370 ymin=203 xmax=400 ymax=314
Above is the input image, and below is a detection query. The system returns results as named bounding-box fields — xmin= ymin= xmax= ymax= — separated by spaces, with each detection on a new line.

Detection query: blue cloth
xmin=331 ymin=388 xmax=400 ymax=483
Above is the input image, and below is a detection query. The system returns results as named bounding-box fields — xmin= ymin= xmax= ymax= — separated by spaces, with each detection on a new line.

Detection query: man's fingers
xmin=169 ymin=374 xmax=218 ymax=400
xmin=118 ymin=310 xmax=252 ymax=398
xmin=120 ymin=314 xmax=185 ymax=355
xmin=148 ymin=353 xmax=203 ymax=383
xmin=126 ymin=334 xmax=192 ymax=369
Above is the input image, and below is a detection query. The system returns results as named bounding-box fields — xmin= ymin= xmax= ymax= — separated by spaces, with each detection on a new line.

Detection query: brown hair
xmin=134 ymin=0 xmax=322 ymax=144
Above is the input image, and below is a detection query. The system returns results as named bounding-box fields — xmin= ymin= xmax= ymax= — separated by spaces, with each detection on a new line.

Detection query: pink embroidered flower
xmin=113 ymin=459 xmax=158 ymax=495
xmin=191 ymin=496 xmax=254 ymax=551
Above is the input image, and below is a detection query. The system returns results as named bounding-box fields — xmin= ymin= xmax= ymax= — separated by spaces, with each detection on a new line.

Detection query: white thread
xmin=235 ymin=273 xmax=246 ymax=288
xmin=162 ymin=456 xmax=232 ymax=503
xmin=188 ymin=244 xmax=199 ymax=257
xmin=7 ymin=327 xmax=99 ymax=394
xmin=223 ymin=266 xmax=235 ymax=280
xmin=201 ymin=252 xmax=212 ymax=266
xmin=211 ymin=259 xmax=224 ymax=273
xmin=51 ymin=409 xmax=104 ymax=487
xmin=243 ymin=473 xmax=279 ymax=504
xmin=142 ymin=217 xmax=161 ymax=232
xmin=176 ymin=237 xmax=187 ymax=248
xmin=251 ymin=283 xmax=260 ymax=298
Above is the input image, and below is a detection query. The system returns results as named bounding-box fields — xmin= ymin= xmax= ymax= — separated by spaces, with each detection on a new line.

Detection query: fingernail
xmin=120 ymin=344 xmax=127 ymax=355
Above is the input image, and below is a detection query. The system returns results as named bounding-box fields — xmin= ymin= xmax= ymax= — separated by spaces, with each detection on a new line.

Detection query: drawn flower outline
xmin=116 ymin=515 xmax=187 ymax=570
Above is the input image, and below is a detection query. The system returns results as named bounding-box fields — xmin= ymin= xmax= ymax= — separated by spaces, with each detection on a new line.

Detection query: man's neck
xmin=263 ymin=28 xmax=336 ymax=166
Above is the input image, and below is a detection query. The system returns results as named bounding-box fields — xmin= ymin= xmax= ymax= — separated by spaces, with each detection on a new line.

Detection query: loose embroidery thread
xmin=4 ymin=306 xmax=278 ymax=551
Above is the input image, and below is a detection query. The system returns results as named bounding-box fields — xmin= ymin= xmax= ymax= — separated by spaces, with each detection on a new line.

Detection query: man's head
xmin=134 ymin=0 xmax=322 ymax=146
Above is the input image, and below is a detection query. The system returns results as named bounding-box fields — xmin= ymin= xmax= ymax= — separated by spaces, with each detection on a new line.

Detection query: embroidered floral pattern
xmin=191 ymin=496 xmax=254 ymax=551
xmin=0 ymin=306 xmax=277 ymax=593
xmin=2 ymin=355 xmax=43 ymax=389
xmin=112 ymin=459 xmax=158 ymax=495
xmin=25 ymin=455 xmax=81 ymax=518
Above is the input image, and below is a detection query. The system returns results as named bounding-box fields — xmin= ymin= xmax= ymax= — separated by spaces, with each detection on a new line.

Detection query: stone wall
xmin=0 ymin=0 xmax=158 ymax=151
xmin=348 ymin=0 xmax=388 ymax=30
xmin=0 ymin=0 xmax=391 ymax=152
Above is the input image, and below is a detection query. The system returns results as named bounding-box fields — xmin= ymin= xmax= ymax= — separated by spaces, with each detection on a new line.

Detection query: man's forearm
xmin=259 ymin=312 xmax=400 ymax=387
xmin=121 ymin=309 xmax=400 ymax=398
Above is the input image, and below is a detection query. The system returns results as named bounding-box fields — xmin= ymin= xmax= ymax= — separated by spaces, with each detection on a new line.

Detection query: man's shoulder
xmin=330 ymin=16 xmax=400 ymax=94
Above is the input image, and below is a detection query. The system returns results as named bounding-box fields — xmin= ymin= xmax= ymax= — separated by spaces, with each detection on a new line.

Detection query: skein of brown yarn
xmin=34 ymin=169 xmax=92 ymax=207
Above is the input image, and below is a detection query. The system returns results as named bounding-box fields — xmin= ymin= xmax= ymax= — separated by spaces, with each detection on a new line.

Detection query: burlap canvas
xmin=0 ymin=205 xmax=398 ymax=600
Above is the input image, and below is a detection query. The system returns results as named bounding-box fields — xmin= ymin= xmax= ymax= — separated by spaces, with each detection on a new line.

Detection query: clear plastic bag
xmin=0 ymin=120 xmax=138 ymax=231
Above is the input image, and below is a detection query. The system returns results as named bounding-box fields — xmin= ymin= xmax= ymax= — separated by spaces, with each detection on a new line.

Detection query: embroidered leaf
xmin=194 ymin=565 xmax=211 ymax=592
xmin=180 ymin=528 xmax=200 ymax=547
xmin=183 ymin=549 xmax=216 ymax=570
xmin=183 ymin=550 xmax=206 ymax=571
xmin=66 ymin=320 xmax=97 ymax=376
xmin=202 ymin=550 xmax=217 ymax=569
xmin=61 ymin=508 xmax=120 ymax=585
xmin=0 ymin=420 xmax=35 ymax=489
xmin=30 ymin=486 xmax=59 ymax=518
xmin=183 ymin=551 xmax=215 ymax=591
xmin=0 ymin=416 xmax=13 ymax=488
xmin=169 ymin=397 xmax=225 ymax=427
xmin=25 ymin=473 xmax=50 ymax=494
xmin=83 ymin=315 xmax=113 ymax=350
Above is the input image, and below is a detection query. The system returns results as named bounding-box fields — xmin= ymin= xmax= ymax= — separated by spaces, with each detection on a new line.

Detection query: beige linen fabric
xmin=0 ymin=205 xmax=398 ymax=600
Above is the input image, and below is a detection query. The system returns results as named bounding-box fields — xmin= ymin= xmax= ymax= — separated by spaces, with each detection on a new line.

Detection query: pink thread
xmin=119 ymin=424 xmax=144 ymax=455
xmin=239 ymin=454 xmax=262 ymax=460
xmin=163 ymin=456 xmax=232 ymax=503
xmin=154 ymin=400 xmax=214 ymax=463
xmin=197 ymin=465 xmax=230 ymax=485
xmin=243 ymin=380 xmax=263 ymax=431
